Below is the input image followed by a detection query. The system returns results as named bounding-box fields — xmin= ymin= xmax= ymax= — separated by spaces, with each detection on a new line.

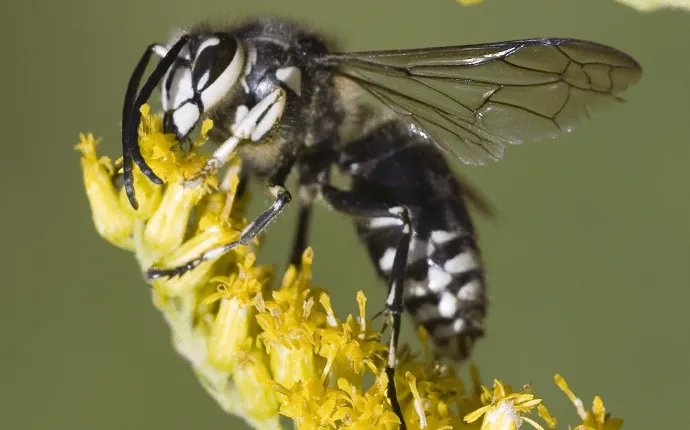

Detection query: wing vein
xmin=327 ymin=37 xmax=641 ymax=166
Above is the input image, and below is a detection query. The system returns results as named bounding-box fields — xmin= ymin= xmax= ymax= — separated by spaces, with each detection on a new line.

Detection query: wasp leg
xmin=288 ymin=144 xmax=336 ymax=267
xmin=289 ymin=154 xmax=330 ymax=267
xmin=319 ymin=184 xmax=410 ymax=429
xmin=146 ymin=178 xmax=292 ymax=281
xmin=289 ymin=200 xmax=313 ymax=267
xmin=185 ymin=87 xmax=288 ymax=188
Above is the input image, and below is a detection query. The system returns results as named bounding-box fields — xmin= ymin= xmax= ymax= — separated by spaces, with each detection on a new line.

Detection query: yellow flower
xmin=555 ymin=375 xmax=623 ymax=430
xmin=404 ymin=371 xmax=454 ymax=430
xmin=274 ymin=377 xmax=342 ymax=429
xmin=464 ymin=379 xmax=544 ymax=430
xmin=317 ymin=291 xmax=386 ymax=384
xmin=335 ymin=371 xmax=401 ymax=429
xmin=77 ymin=111 xmax=626 ymax=430
xmin=204 ymin=254 xmax=273 ymax=372
xmin=254 ymin=249 xmax=324 ymax=388
xmin=75 ymin=133 xmax=135 ymax=250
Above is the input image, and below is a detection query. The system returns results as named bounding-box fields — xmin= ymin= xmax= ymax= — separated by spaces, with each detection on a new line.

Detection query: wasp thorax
xmin=162 ymin=35 xmax=245 ymax=139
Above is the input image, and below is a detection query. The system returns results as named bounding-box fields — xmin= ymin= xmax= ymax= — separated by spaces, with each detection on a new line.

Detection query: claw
xmin=146 ymin=267 xmax=181 ymax=282
xmin=184 ymin=158 xmax=222 ymax=188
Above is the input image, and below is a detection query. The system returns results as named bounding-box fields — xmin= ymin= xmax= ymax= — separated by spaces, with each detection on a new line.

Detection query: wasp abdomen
xmin=344 ymin=121 xmax=487 ymax=361
xmin=405 ymin=230 xmax=486 ymax=360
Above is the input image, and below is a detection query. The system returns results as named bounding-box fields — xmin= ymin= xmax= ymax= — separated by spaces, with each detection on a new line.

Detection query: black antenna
xmin=121 ymin=35 xmax=190 ymax=209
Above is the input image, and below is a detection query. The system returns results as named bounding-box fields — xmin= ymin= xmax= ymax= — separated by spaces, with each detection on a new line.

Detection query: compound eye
xmin=192 ymin=36 xmax=244 ymax=110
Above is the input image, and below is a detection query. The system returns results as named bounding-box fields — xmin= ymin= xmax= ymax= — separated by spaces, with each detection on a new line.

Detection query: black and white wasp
xmin=121 ymin=18 xmax=641 ymax=425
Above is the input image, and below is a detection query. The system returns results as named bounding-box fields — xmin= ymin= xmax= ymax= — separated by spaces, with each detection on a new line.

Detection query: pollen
xmin=78 ymin=112 xmax=627 ymax=429
xmin=335 ymin=372 xmax=401 ymax=429
xmin=317 ymin=290 xmax=386 ymax=384
xmin=137 ymin=104 xmax=214 ymax=184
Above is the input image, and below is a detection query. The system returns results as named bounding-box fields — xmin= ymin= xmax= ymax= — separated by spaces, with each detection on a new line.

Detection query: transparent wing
xmin=323 ymin=38 xmax=642 ymax=165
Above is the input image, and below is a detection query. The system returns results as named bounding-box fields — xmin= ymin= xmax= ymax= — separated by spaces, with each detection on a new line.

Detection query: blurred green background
xmin=3 ymin=0 xmax=689 ymax=428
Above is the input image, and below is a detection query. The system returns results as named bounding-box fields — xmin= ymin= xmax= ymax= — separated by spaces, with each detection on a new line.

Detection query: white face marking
xmin=453 ymin=318 xmax=465 ymax=333
xmin=443 ymin=252 xmax=478 ymax=274
xmin=457 ymin=280 xmax=482 ymax=301
xmin=172 ymin=102 xmax=200 ymax=137
xmin=193 ymin=38 xmax=221 ymax=88
xmin=428 ymin=265 xmax=452 ymax=292
xmin=199 ymin=40 xmax=245 ymax=111
xmin=197 ymin=70 xmax=210 ymax=90
xmin=158 ymin=34 xmax=192 ymax=110
xmin=251 ymin=92 xmax=286 ymax=141
xmin=368 ymin=217 xmax=402 ymax=229
xmin=275 ymin=66 xmax=302 ymax=95
xmin=431 ymin=230 xmax=459 ymax=244
xmin=163 ymin=67 xmax=194 ymax=111
xmin=438 ymin=292 xmax=458 ymax=318
xmin=378 ymin=248 xmax=396 ymax=273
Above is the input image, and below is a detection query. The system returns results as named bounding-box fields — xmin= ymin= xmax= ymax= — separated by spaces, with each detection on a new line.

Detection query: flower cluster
xmin=76 ymin=106 xmax=625 ymax=429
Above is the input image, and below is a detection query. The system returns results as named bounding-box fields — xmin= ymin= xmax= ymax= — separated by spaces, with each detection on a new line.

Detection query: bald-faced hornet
xmin=122 ymin=18 xmax=641 ymax=426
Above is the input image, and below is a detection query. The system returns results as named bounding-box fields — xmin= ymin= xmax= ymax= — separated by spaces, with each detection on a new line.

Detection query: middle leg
xmin=319 ymin=183 xmax=411 ymax=429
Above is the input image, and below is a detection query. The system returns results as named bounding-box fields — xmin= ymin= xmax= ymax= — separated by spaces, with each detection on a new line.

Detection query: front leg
xmin=185 ymin=87 xmax=287 ymax=188
xmin=319 ymin=183 xmax=411 ymax=430
xmin=147 ymin=172 xmax=292 ymax=281
xmin=289 ymin=146 xmax=336 ymax=267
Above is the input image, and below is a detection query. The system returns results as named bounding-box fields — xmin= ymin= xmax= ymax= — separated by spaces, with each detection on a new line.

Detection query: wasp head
xmin=160 ymin=33 xmax=246 ymax=140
